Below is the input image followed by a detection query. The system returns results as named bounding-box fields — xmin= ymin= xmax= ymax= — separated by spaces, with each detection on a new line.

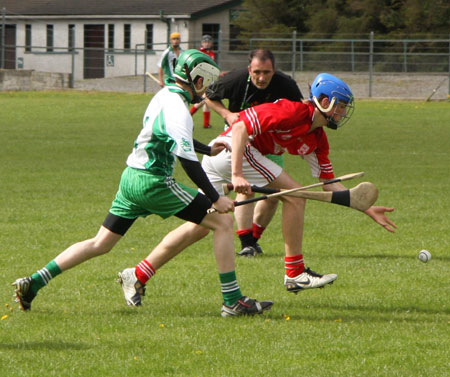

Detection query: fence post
xmin=70 ymin=48 xmax=75 ymax=88
xmin=143 ymin=49 xmax=147 ymax=93
xmin=299 ymin=39 xmax=303 ymax=71
xmin=369 ymin=31 xmax=374 ymax=98
xmin=1 ymin=7 xmax=5 ymax=69
xmin=403 ymin=40 xmax=408 ymax=72
xmin=134 ymin=45 xmax=138 ymax=76
xmin=351 ymin=40 xmax=355 ymax=72
xmin=217 ymin=29 xmax=222 ymax=67
xmin=291 ymin=30 xmax=296 ymax=79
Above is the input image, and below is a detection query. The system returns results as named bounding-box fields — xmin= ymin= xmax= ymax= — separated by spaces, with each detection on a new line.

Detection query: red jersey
xmin=223 ymin=99 xmax=333 ymax=179
xmin=199 ymin=47 xmax=216 ymax=62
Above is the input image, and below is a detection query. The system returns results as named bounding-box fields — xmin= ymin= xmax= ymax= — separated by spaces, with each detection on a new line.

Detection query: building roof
xmin=0 ymin=0 xmax=242 ymax=18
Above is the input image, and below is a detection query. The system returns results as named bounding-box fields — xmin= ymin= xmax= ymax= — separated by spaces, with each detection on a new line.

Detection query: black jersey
xmin=206 ymin=68 xmax=303 ymax=113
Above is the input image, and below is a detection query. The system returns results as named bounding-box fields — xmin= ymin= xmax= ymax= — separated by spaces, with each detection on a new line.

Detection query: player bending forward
xmin=12 ymin=50 xmax=273 ymax=317
xmin=201 ymin=73 xmax=397 ymax=293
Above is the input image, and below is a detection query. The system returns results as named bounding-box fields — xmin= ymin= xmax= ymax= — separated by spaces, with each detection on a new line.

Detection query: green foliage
xmin=235 ymin=0 xmax=450 ymax=36
xmin=1 ymin=92 xmax=449 ymax=376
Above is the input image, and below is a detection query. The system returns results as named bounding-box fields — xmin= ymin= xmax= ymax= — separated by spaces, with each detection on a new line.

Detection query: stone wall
xmin=0 ymin=69 xmax=72 ymax=91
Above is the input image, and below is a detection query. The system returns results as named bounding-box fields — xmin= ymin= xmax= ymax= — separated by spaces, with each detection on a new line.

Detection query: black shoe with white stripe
xmin=221 ymin=296 xmax=273 ymax=317
xmin=237 ymin=243 xmax=263 ymax=257
xmin=12 ymin=277 xmax=36 ymax=311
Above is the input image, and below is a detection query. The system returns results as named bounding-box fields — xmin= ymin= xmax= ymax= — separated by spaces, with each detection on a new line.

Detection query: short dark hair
xmin=249 ymin=49 xmax=275 ymax=69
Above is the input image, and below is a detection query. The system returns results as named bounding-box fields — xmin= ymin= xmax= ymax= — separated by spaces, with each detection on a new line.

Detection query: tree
xmin=234 ymin=0 xmax=449 ymax=37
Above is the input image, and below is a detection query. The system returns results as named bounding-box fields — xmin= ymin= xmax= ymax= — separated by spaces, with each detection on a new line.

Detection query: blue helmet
xmin=309 ymin=73 xmax=354 ymax=129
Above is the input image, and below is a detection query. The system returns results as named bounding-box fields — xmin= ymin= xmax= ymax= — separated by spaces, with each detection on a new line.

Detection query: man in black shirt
xmin=205 ymin=49 xmax=303 ymax=257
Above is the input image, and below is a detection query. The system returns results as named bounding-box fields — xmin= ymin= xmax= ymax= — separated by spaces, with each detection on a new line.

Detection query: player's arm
xmin=178 ymin=157 xmax=234 ymax=213
xmin=158 ymin=68 xmax=164 ymax=87
xmin=157 ymin=55 xmax=165 ymax=87
xmin=321 ymin=178 xmax=396 ymax=232
xmin=193 ymin=139 xmax=230 ymax=156
xmin=230 ymin=121 xmax=251 ymax=193
xmin=322 ymin=179 xmax=396 ymax=232
xmin=178 ymin=157 xmax=219 ymax=203
xmin=204 ymin=98 xmax=240 ymax=127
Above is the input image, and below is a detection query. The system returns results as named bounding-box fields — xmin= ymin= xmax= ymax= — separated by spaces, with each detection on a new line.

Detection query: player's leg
xmin=12 ymin=214 xmax=135 ymax=311
xmin=233 ymin=150 xmax=283 ymax=257
xmin=120 ymin=188 xmax=273 ymax=316
xmin=202 ymin=102 xmax=211 ymax=129
xmin=249 ymin=154 xmax=285 ymax=254
xmin=198 ymin=206 xmax=273 ymax=317
xmin=268 ymin=171 xmax=337 ymax=292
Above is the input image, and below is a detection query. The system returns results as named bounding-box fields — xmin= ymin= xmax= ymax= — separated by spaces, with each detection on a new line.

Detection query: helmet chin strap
xmin=183 ymin=63 xmax=203 ymax=104
xmin=312 ymin=96 xmax=339 ymax=130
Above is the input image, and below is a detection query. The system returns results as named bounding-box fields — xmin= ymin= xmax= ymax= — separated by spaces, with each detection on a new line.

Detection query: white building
xmin=0 ymin=0 xmax=243 ymax=80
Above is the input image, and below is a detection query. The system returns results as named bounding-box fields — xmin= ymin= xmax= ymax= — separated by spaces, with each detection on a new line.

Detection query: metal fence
xmin=1 ymin=31 xmax=449 ymax=98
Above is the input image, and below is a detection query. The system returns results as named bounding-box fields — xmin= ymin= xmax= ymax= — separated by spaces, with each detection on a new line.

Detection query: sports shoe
xmin=12 ymin=277 xmax=36 ymax=311
xmin=203 ymin=124 xmax=212 ymax=129
xmin=221 ymin=296 xmax=273 ymax=317
xmin=237 ymin=244 xmax=263 ymax=257
xmin=118 ymin=268 xmax=146 ymax=306
xmin=284 ymin=267 xmax=337 ymax=294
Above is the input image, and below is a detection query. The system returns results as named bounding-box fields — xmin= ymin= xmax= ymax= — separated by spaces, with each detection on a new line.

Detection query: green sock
xmin=219 ymin=271 xmax=243 ymax=306
xmin=30 ymin=260 xmax=62 ymax=294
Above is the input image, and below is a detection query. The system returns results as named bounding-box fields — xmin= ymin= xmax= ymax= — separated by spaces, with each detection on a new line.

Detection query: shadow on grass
xmin=0 ymin=340 xmax=90 ymax=350
xmin=270 ymin=299 xmax=450 ymax=324
xmin=334 ymin=254 xmax=450 ymax=261
xmin=242 ymin=253 xmax=450 ymax=261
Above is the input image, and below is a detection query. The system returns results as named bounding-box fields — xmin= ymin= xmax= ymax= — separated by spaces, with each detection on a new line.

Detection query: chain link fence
xmin=1 ymin=32 xmax=449 ymax=99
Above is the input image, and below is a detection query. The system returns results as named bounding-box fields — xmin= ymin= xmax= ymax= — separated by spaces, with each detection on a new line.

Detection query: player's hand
xmin=231 ymin=176 xmax=252 ymax=195
xmin=211 ymin=196 xmax=235 ymax=213
xmin=210 ymin=141 xmax=231 ymax=156
xmin=225 ymin=112 xmax=240 ymax=127
xmin=365 ymin=206 xmax=397 ymax=233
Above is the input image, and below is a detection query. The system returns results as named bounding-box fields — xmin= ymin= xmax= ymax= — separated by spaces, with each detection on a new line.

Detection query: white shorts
xmin=202 ymin=136 xmax=283 ymax=195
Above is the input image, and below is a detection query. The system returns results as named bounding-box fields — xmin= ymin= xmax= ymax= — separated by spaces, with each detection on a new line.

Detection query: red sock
xmin=203 ymin=111 xmax=210 ymax=127
xmin=236 ymin=228 xmax=252 ymax=237
xmin=285 ymin=254 xmax=305 ymax=277
xmin=190 ymin=106 xmax=198 ymax=115
xmin=236 ymin=228 xmax=254 ymax=248
xmin=135 ymin=259 xmax=155 ymax=284
xmin=252 ymin=223 xmax=265 ymax=240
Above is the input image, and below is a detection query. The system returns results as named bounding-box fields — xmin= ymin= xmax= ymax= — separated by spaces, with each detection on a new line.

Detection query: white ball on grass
xmin=418 ymin=249 xmax=431 ymax=263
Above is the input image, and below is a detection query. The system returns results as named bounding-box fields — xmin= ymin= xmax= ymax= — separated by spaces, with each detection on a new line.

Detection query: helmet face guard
xmin=173 ymin=49 xmax=220 ymax=102
xmin=310 ymin=73 xmax=355 ymax=129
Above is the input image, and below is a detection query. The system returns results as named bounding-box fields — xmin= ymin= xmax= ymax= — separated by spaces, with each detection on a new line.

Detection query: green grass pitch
xmin=0 ymin=91 xmax=449 ymax=376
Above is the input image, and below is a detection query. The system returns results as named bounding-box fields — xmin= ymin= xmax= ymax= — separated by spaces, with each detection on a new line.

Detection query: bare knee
xmin=220 ymin=214 xmax=234 ymax=233
xmin=281 ymin=196 xmax=306 ymax=210
xmin=210 ymin=213 xmax=234 ymax=233
xmin=88 ymin=237 xmax=114 ymax=256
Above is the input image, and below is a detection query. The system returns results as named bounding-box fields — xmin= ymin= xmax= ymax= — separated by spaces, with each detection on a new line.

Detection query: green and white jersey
xmin=126 ymin=84 xmax=197 ymax=177
xmin=157 ymin=46 xmax=182 ymax=81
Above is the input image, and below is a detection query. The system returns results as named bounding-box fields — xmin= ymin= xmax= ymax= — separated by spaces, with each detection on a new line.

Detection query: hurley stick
xmin=222 ymin=171 xmax=365 ymax=195
xmin=208 ymin=182 xmax=378 ymax=214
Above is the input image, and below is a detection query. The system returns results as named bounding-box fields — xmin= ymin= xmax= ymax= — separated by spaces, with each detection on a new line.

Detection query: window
xmin=124 ymin=24 xmax=131 ymax=50
xmin=68 ymin=24 xmax=75 ymax=52
xmin=25 ymin=24 xmax=32 ymax=52
xmin=229 ymin=9 xmax=244 ymax=50
xmin=202 ymin=23 xmax=220 ymax=50
xmin=108 ymin=24 xmax=115 ymax=51
xmin=46 ymin=24 xmax=54 ymax=52
xmin=145 ymin=24 xmax=153 ymax=50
